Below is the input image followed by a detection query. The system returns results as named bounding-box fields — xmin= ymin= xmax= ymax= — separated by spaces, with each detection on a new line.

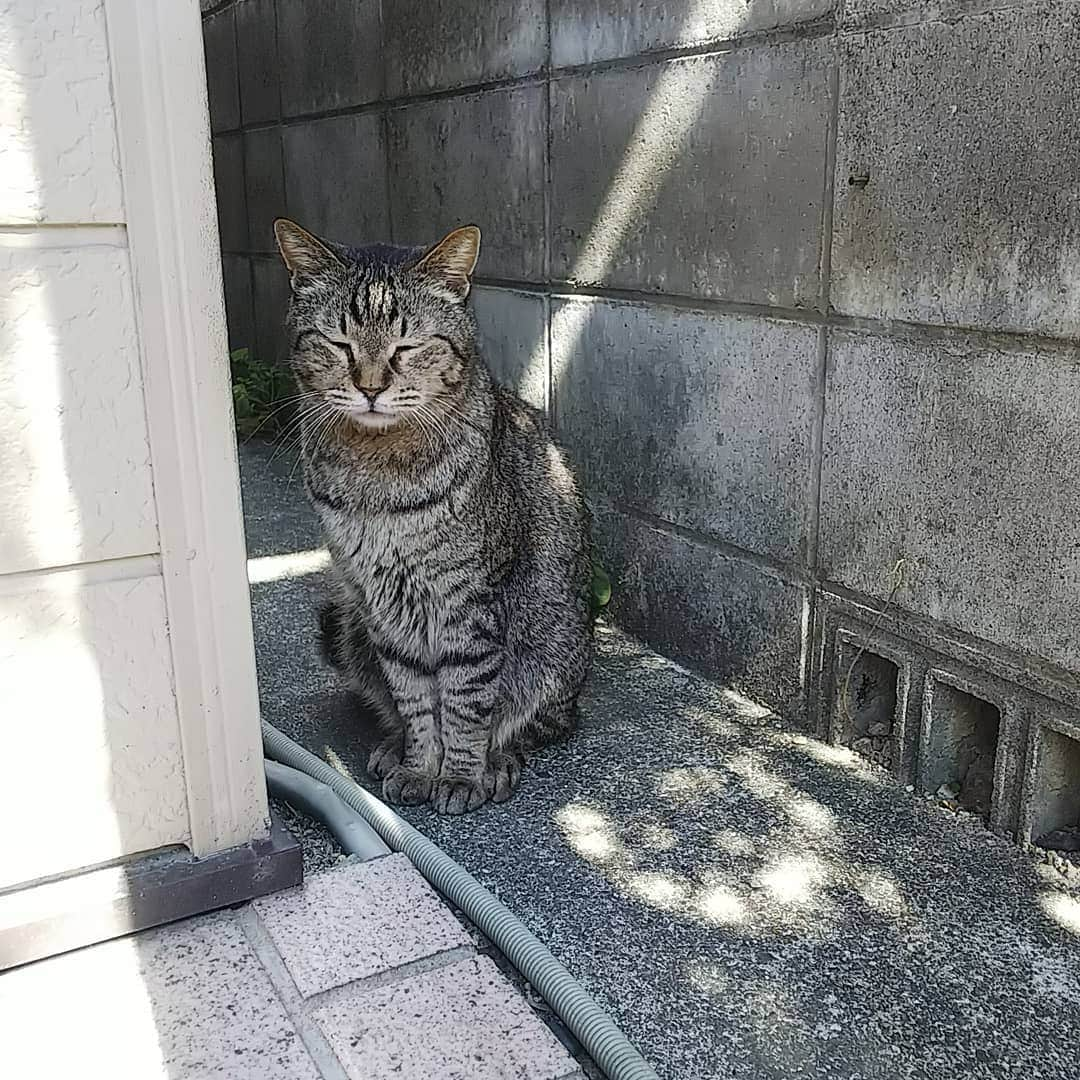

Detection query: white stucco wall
xmin=0 ymin=0 xmax=266 ymax=890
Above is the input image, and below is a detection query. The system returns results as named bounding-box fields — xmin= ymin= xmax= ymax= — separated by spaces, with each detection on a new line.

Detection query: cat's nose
xmin=353 ymin=377 xmax=391 ymax=400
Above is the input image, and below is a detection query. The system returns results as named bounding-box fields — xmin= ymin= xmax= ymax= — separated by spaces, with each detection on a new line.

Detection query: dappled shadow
xmin=241 ymin=428 xmax=1080 ymax=1079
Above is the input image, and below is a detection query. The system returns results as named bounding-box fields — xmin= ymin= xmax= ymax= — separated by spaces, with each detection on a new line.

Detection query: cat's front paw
xmin=382 ymin=766 xmax=433 ymax=807
xmin=432 ymin=776 xmax=489 ymax=816
xmin=367 ymin=735 xmax=403 ymax=779
xmin=484 ymin=753 xmax=523 ymax=804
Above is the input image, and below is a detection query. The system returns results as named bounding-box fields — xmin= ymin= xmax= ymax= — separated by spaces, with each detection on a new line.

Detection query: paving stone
xmin=0 ymin=912 xmax=319 ymax=1079
xmin=253 ymin=854 xmax=472 ymax=997
xmin=312 ymin=955 xmax=580 ymax=1080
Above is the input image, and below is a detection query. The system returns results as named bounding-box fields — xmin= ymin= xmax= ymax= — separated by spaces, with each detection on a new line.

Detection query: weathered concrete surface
xmin=277 ymin=0 xmax=382 ymax=117
xmin=222 ymin=253 xmax=255 ymax=350
xmin=0 ymin=858 xmax=577 ymax=1079
xmin=282 ymin=114 xmax=389 ymax=244
xmin=832 ymin=9 xmax=1080 ymax=337
xmin=241 ymin=437 xmax=1080 ymax=1080
xmin=212 ymin=133 xmax=247 ymax=252
xmin=202 ymin=7 xmax=239 ymax=133
xmin=251 ymin=257 xmax=291 ymax=365
xmin=550 ymin=0 xmax=834 ymax=67
xmin=388 ymin=86 xmax=546 ymax=281
xmin=384 ymin=0 xmax=546 ymax=97
xmin=472 ymin=286 xmax=549 ymax=411
xmin=549 ymin=41 xmax=832 ymax=306
xmin=553 ymin=297 xmax=821 ymax=563
xmin=243 ymin=127 xmax=286 ymax=253
xmin=819 ymin=328 xmax=1080 ymax=675
xmin=236 ymin=0 xmax=279 ymax=125
xmin=594 ymin=503 xmax=809 ymax=720
xmin=841 ymin=0 xmax=1054 ymax=26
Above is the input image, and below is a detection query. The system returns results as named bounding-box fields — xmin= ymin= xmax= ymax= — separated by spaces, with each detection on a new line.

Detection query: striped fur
xmin=274 ymin=220 xmax=592 ymax=814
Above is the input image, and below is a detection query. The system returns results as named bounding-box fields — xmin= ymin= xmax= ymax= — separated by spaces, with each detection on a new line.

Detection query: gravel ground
xmin=241 ymin=438 xmax=1080 ymax=1080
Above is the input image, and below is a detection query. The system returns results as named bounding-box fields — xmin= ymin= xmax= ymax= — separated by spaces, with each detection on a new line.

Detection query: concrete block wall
xmin=201 ymin=0 xmax=1080 ymax=846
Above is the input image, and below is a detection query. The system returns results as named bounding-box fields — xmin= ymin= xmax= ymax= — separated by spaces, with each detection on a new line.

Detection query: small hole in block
xmin=1031 ymin=728 xmax=1080 ymax=861
xmin=924 ymin=681 xmax=999 ymax=820
xmin=835 ymin=648 xmax=898 ymax=769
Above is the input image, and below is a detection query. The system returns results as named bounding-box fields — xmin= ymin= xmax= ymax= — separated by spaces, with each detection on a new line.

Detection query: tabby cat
xmin=273 ymin=219 xmax=593 ymax=814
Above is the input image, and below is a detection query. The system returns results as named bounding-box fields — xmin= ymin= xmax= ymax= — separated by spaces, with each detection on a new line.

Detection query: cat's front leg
xmin=432 ymin=647 xmax=506 ymax=815
xmin=375 ymin=652 xmax=442 ymax=806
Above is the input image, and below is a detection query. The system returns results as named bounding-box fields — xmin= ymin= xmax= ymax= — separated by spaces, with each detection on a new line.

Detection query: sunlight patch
xmin=721 ymin=687 xmax=777 ymax=721
xmin=247 ymin=548 xmax=331 ymax=584
xmin=1041 ymin=891 xmax=1080 ymax=936
xmin=627 ymin=871 xmax=690 ymax=911
xmin=696 ymin=885 xmax=748 ymax=926
xmin=554 ymin=802 xmax=623 ymax=865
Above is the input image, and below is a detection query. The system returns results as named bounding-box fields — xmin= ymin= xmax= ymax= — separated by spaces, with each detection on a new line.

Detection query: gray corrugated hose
xmin=262 ymin=720 xmax=660 ymax=1080
xmin=265 ymin=758 xmax=390 ymax=860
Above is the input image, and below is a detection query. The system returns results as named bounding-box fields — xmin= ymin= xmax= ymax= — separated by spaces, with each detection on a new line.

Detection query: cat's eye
xmin=388 ymin=342 xmax=420 ymax=372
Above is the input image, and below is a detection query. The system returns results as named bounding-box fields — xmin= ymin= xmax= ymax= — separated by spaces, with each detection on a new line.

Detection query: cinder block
xmin=222 ymin=255 xmax=255 ymax=351
xmin=282 ymin=115 xmax=389 ymax=246
xmin=472 ymin=287 xmax=548 ymax=411
xmin=832 ymin=10 xmax=1080 ymax=337
xmin=820 ymin=328 xmax=1080 ymax=676
xmin=243 ymin=127 xmax=286 ymax=254
xmin=842 ymin=0 xmax=1029 ymax=26
xmin=252 ymin=855 xmax=472 ymax=998
xmin=385 ymin=0 xmax=546 ymax=97
xmin=595 ymin=504 xmax=808 ymax=720
xmin=203 ymin=8 xmax=239 ymax=132
xmin=251 ymin=257 xmax=291 ymax=366
xmin=212 ymin=133 xmax=247 ymax=253
xmin=553 ymin=297 xmax=820 ymax=562
xmin=1025 ymin=719 xmax=1080 ymax=851
xmin=551 ymin=0 xmax=834 ymax=67
xmin=236 ymin=0 xmax=279 ymax=124
xmin=388 ymin=86 xmax=546 ymax=281
xmin=312 ymin=955 xmax=578 ymax=1080
xmin=550 ymin=40 xmax=832 ymax=307
xmin=832 ymin=641 xmax=903 ymax=771
xmin=277 ymin=0 xmax=381 ymax=117
xmin=815 ymin=611 xmax=922 ymax=779
xmin=920 ymin=671 xmax=1003 ymax=822
xmin=812 ymin=588 xmax=1039 ymax=835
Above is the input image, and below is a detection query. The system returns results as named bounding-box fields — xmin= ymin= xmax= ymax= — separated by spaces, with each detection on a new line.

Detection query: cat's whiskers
xmin=271 ymin=399 xmax=340 ymax=464
xmin=241 ymin=389 xmax=329 ymax=445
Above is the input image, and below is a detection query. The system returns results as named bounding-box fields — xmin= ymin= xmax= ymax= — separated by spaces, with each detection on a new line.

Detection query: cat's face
xmin=274 ymin=220 xmax=480 ymax=433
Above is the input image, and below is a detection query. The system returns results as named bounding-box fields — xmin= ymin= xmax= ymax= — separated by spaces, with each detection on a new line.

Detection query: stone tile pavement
xmin=0 ymin=854 xmax=583 ymax=1080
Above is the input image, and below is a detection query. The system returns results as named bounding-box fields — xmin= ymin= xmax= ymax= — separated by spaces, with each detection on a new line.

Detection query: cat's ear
xmin=273 ymin=218 xmax=344 ymax=283
xmin=414 ymin=226 xmax=480 ymax=302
